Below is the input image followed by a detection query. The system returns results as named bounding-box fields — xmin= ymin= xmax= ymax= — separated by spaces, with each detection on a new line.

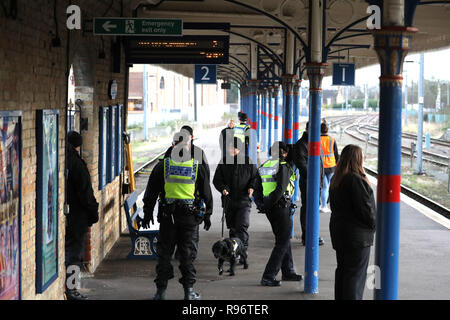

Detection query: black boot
xmin=184 ymin=287 xmax=201 ymax=300
xmin=65 ymin=289 xmax=88 ymax=300
xmin=153 ymin=287 xmax=167 ymax=300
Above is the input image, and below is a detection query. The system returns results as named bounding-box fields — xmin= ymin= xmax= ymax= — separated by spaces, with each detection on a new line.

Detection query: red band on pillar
xmin=308 ymin=142 xmax=321 ymax=156
xmin=377 ymin=175 xmax=401 ymax=203
xmin=293 ymin=122 xmax=300 ymax=130
xmin=284 ymin=129 xmax=292 ymax=140
xmin=274 ymin=116 xmax=279 ymax=121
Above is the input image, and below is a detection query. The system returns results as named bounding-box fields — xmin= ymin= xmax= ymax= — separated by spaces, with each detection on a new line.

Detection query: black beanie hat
xmin=68 ymin=131 xmax=82 ymax=148
xmin=238 ymin=112 xmax=248 ymax=122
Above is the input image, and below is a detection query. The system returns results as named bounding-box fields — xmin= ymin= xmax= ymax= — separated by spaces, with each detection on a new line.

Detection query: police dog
xmin=212 ymin=238 xmax=248 ymax=276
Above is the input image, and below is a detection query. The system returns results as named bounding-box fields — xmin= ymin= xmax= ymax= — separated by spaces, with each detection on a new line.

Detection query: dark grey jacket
xmin=329 ymin=173 xmax=376 ymax=249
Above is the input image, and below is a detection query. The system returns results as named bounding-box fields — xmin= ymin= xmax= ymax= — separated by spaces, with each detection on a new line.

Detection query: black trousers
xmin=155 ymin=212 xmax=200 ymax=289
xmin=65 ymin=218 xmax=88 ymax=290
xmin=262 ymin=205 xmax=296 ymax=280
xmin=334 ymin=246 xmax=371 ymax=300
xmin=300 ymin=182 xmax=307 ymax=242
xmin=226 ymin=204 xmax=251 ymax=251
xmin=299 ymin=181 xmax=322 ymax=242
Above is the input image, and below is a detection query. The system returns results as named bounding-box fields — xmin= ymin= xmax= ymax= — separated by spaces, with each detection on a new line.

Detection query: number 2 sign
xmin=194 ymin=65 xmax=217 ymax=84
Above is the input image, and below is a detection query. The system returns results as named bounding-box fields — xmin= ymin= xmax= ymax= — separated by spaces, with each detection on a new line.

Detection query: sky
xmin=321 ymin=46 xmax=450 ymax=90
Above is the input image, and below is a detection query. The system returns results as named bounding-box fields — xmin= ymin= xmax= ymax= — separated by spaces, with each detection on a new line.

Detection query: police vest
xmin=258 ymin=159 xmax=296 ymax=197
xmin=320 ymin=135 xmax=336 ymax=169
xmin=164 ymin=157 xmax=199 ymax=204
xmin=234 ymin=123 xmax=250 ymax=143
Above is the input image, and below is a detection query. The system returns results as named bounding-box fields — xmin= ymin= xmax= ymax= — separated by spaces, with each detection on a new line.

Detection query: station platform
xmin=80 ymin=128 xmax=450 ymax=300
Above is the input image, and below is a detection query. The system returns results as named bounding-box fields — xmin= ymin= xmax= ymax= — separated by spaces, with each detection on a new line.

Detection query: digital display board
xmin=125 ymin=35 xmax=229 ymax=64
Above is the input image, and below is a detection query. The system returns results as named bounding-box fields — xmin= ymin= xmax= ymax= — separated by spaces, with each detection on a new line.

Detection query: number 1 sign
xmin=194 ymin=65 xmax=217 ymax=85
xmin=332 ymin=63 xmax=355 ymax=86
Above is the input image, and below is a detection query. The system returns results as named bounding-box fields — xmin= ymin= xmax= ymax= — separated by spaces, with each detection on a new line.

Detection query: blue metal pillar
xmin=293 ymin=79 xmax=301 ymax=202
xmin=241 ymin=86 xmax=247 ymax=115
xmin=262 ymin=88 xmax=269 ymax=153
xmin=282 ymin=75 xmax=296 ymax=144
xmin=282 ymin=75 xmax=296 ymax=238
xmin=273 ymin=86 xmax=280 ymax=142
xmin=240 ymin=87 xmax=244 ymax=114
xmin=373 ymin=27 xmax=417 ymax=300
xmin=257 ymin=91 xmax=261 ymax=147
xmin=304 ymin=63 xmax=327 ymax=294
xmin=268 ymin=87 xmax=274 ymax=154
xmin=248 ymin=80 xmax=259 ymax=164
xmin=416 ymin=53 xmax=424 ymax=174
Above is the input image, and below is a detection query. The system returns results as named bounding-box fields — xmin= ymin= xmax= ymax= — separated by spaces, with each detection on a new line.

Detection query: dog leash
xmin=221 ymin=208 xmax=225 ymax=239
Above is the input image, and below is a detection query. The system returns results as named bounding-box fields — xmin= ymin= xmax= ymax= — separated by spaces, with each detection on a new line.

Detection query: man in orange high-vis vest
xmin=320 ymin=121 xmax=339 ymax=213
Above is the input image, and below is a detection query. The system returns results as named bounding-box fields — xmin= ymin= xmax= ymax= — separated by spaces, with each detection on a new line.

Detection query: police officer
xmin=142 ymin=130 xmax=213 ymax=301
xmin=254 ymin=141 xmax=303 ymax=286
xmin=234 ymin=112 xmax=250 ymax=156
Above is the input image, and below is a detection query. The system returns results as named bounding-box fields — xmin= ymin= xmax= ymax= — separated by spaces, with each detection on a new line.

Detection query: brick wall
xmin=0 ymin=0 xmax=131 ymax=299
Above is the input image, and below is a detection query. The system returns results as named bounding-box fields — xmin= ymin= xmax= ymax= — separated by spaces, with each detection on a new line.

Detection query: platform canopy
xmin=124 ymin=0 xmax=450 ymax=83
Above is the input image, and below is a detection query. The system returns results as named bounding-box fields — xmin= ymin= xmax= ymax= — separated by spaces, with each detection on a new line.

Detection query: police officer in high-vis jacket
xmin=234 ymin=112 xmax=250 ymax=156
xmin=254 ymin=141 xmax=303 ymax=287
xmin=142 ymin=129 xmax=213 ymax=300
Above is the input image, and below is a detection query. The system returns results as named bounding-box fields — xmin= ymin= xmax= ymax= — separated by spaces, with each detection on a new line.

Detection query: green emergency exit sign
xmin=93 ymin=18 xmax=183 ymax=36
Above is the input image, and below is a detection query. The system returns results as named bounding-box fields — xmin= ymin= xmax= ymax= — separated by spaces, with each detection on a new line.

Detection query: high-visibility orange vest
xmin=320 ymin=135 xmax=336 ymax=168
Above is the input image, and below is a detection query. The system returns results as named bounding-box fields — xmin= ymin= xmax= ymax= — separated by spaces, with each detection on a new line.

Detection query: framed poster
xmin=98 ymin=107 xmax=108 ymax=190
xmin=0 ymin=111 xmax=22 ymax=300
xmin=108 ymin=105 xmax=117 ymax=182
xmin=115 ymin=105 xmax=123 ymax=177
xmin=36 ymin=110 xmax=59 ymax=293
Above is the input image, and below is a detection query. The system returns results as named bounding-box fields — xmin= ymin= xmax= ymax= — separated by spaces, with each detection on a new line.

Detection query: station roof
xmin=127 ymin=0 xmax=450 ymax=83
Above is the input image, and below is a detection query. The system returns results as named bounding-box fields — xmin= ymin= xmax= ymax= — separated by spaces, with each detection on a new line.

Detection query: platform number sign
xmin=332 ymin=63 xmax=355 ymax=86
xmin=194 ymin=65 xmax=217 ymax=85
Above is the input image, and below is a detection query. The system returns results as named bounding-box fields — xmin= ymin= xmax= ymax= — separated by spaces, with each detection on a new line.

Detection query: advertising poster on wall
xmin=109 ymin=105 xmax=117 ymax=182
xmin=0 ymin=111 xmax=22 ymax=300
xmin=99 ymin=107 xmax=108 ymax=190
xmin=36 ymin=110 xmax=59 ymax=293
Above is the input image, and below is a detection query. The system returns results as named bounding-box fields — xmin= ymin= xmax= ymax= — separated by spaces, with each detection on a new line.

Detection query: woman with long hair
xmin=329 ymin=144 xmax=376 ymax=300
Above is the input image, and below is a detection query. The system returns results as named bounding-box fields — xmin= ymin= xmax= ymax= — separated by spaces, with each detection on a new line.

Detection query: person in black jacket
xmin=65 ymin=131 xmax=99 ymax=300
xmin=142 ymin=130 xmax=213 ymax=301
xmin=254 ymin=142 xmax=303 ymax=287
xmin=213 ymin=137 xmax=258 ymax=267
xmin=292 ymin=122 xmax=324 ymax=246
xmin=219 ymin=119 xmax=235 ymax=159
xmin=329 ymin=144 xmax=376 ymax=300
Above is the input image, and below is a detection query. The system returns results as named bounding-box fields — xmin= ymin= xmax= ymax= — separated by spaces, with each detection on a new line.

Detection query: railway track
xmin=329 ymin=114 xmax=450 ymax=220
xmin=344 ymin=122 xmax=450 ymax=168
xmin=363 ymin=124 xmax=450 ymax=148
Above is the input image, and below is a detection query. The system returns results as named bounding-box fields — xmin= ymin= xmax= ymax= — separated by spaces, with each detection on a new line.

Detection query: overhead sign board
xmin=125 ymin=35 xmax=229 ymax=65
xmin=332 ymin=63 xmax=355 ymax=86
xmin=94 ymin=18 xmax=183 ymax=36
xmin=195 ymin=65 xmax=217 ymax=84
